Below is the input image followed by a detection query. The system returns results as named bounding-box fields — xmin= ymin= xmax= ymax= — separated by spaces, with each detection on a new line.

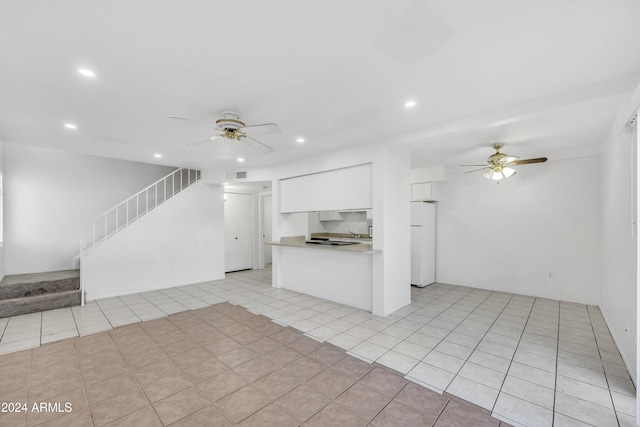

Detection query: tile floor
xmin=0 ymin=301 xmax=508 ymax=426
xmin=0 ymin=266 xmax=636 ymax=426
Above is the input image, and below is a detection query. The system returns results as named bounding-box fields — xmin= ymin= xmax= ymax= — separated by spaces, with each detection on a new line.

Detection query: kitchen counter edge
xmin=266 ymin=240 xmax=381 ymax=254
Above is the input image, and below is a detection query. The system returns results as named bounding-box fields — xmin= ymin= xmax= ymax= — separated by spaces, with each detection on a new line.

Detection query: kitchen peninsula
xmin=268 ymin=235 xmax=380 ymax=311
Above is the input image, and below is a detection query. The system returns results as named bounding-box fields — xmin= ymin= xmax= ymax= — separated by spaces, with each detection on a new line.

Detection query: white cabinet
xmin=411 ymin=182 xmax=438 ymax=202
xmin=318 ymin=210 xmax=344 ymax=221
xmin=279 ymin=163 xmax=372 ymax=213
xmin=366 ymin=209 xmax=373 ymax=220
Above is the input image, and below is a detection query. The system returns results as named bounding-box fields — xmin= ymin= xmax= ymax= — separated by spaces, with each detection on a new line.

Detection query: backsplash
xmin=308 ymin=211 xmax=371 ymax=235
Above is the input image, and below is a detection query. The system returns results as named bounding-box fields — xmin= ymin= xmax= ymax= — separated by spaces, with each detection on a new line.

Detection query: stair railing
xmin=79 ymin=168 xmax=200 ymax=305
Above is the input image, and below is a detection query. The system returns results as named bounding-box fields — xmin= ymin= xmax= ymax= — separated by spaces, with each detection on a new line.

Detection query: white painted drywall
xmin=261 ymin=193 xmax=273 ymax=266
xmin=279 ymin=163 xmax=372 ymax=213
xmin=411 ymin=165 xmax=447 ymax=183
xmin=436 ymin=156 xmax=602 ymax=305
xmin=600 ymin=122 xmax=637 ymax=382
xmin=3 ymin=144 xmax=176 ymax=274
xmin=371 ymin=146 xmax=412 ymax=316
xmin=0 ymin=141 xmax=4 ymax=281
xmin=276 ymin=245 xmax=373 ymax=311
xmin=308 ymin=211 xmax=370 ymax=236
xmin=83 ymin=181 xmax=224 ymax=300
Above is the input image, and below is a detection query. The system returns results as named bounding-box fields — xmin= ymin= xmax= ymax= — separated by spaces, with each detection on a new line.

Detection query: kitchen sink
xmin=305 ymin=240 xmax=359 ymax=246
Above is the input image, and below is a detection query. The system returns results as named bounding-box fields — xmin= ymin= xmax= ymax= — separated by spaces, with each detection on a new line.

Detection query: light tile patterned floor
xmin=0 ymin=302 xmax=508 ymax=426
xmin=0 ymin=266 xmax=636 ymax=426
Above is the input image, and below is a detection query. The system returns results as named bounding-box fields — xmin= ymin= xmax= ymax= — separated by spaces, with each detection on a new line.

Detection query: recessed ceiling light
xmin=153 ymin=153 xmax=162 ymax=159
xmin=77 ymin=68 xmax=96 ymax=78
xmin=405 ymin=100 xmax=417 ymax=108
xmin=237 ymin=157 xmax=245 ymax=162
xmin=296 ymin=138 xmax=305 ymax=143
xmin=64 ymin=123 xmax=77 ymax=129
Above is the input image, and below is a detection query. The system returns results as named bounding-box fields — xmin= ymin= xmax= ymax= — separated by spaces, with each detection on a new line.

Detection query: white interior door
xmin=224 ymin=193 xmax=253 ymax=272
xmin=263 ymin=194 xmax=272 ymax=264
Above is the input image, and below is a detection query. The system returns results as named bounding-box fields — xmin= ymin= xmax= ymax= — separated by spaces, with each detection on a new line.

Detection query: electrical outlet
xmin=548 ymin=272 xmax=553 ymax=279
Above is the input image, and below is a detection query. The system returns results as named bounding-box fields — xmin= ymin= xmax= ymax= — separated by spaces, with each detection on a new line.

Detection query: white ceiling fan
xmin=462 ymin=143 xmax=548 ymax=180
xmin=169 ymin=111 xmax=280 ymax=154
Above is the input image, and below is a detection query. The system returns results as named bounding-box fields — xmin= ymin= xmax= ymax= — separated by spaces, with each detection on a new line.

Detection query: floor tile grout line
xmin=1 ymin=268 xmax=634 ymax=427
xmin=123 ymin=292 xmax=173 ymax=319
xmin=68 ymin=305 xmax=82 ymax=343
xmin=141 ymin=316 xmax=234 ymax=427
xmin=88 ymin=324 xmax=160 ymax=426
xmin=0 ymin=318 xmax=6 ymax=342
xmin=586 ymin=303 xmax=622 ymax=426
xmin=431 ymin=398 xmax=454 ymax=426
xmin=488 ymin=294 xmax=536 ymax=416
xmin=403 ymin=288 xmax=512 ymax=397
xmin=551 ymin=298 xmax=561 ymax=426
xmin=92 ymin=298 xmax=117 ymax=332
xmin=38 ymin=310 xmax=43 ymax=346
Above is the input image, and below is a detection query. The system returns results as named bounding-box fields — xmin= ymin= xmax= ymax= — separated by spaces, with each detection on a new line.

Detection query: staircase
xmin=79 ymin=168 xmax=201 ymax=304
xmin=0 ymin=270 xmax=81 ymax=318
xmin=80 ymin=168 xmax=201 ymax=255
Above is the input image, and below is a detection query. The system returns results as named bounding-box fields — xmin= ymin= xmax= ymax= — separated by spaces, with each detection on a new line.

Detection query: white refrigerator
xmin=411 ymin=202 xmax=436 ymax=287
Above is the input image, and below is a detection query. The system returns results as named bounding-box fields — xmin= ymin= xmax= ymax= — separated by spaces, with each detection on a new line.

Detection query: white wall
xmin=600 ymin=122 xmax=637 ymax=381
xmin=372 ymin=146 xmax=412 ymax=316
xmin=308 ymin=211 xmax=370 ymax=236
xmin=436 ymin=156 xmax=602 ymax=305
xmin=83 ymin=182 xmax=224 ymax=300
xmin=0 ymin=141 xmax=4 ymax=280
xmin=3 ymin=144 xmax=175 ymax=274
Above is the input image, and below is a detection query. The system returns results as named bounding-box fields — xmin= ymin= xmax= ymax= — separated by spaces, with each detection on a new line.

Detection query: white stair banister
xmin=80 ymin=168 xmax=200 ymax=254
xmin=78 ymin=168 xmax=201 ymax=305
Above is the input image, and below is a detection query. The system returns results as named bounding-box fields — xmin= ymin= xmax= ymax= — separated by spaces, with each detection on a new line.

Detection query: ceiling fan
xmin=462 ymin=143 xmax=548 ymax=181
xmin=169 ymin=111 xmax=280 ymax=154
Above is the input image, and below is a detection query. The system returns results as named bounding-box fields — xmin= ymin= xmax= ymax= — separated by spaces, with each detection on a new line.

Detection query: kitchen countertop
xmin=267 ymin=236 xmax=380 ymax=254
xmin=310 ymin=232 xmax=372 ymax=241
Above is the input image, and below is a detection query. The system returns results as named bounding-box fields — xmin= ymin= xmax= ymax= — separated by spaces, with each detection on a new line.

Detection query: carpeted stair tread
xmin=0 ymin=290 xmax=81 ymax=318
xmin=0 ymin=270 xmax=80 ymax=300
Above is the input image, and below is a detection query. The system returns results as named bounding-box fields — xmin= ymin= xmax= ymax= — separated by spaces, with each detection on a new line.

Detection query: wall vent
xmin=225 ymin=171 xmax=247 ymax=180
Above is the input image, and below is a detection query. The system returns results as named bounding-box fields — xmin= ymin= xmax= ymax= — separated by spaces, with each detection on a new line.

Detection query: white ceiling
xmin=1 ymin=1 xmax=639 ymax=172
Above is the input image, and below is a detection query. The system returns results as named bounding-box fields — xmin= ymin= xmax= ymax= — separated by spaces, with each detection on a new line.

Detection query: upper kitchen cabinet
xmin=279 ymin=163 xmax=372 ymax=213
xmin=318 ymin=210 xmax=344 ymax=221
xmin=411 ymin=182 xmax=439 ymax=202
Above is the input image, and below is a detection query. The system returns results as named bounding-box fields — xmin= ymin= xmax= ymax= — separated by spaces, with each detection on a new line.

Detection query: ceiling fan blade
xmin=187 ymin=136 xmax=220 ymax=146
xmin=464 ymin=167 xmax=488 ymax=174
xmin=169 ymin=116 xmax=217 ymax=129
xmin=499 ymin=155 xmax=519 ymax=164
xmin=460 ymin=164 xmax=490 ymax=167
xmin=509 ymin=157 xmax=548 ymax=165
xmin=241 ymin=136 xmax=273 ymax=154
xmin=241 ymin=122 xmax=282 ymax=134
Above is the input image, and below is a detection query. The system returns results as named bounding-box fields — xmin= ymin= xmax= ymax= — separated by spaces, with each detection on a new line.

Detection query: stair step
xmin=0 ymin=270 xmax=80 ymax=300
xmin=0 ymin=290 xmax=82 ymax=318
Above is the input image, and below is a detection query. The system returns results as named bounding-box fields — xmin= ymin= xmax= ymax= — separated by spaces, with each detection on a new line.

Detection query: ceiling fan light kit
xmin=463 ymin=143 xmax=547 ymax=182
xmin=483 ymin=165 xmax=516 ymax=181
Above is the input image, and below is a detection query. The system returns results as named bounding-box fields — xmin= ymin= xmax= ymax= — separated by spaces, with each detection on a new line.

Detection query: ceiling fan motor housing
xmin=215 ymin=111 xmax=247 ymax=140
xmin=216 ymin=111 xmax=246 ymax=131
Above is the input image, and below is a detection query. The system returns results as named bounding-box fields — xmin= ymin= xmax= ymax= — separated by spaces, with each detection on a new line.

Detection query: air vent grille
xmin=225 ymin=171 xmax=247 ymax=180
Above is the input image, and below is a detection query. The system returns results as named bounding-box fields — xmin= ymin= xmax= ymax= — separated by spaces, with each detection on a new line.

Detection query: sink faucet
xmin=348 ymin=231 xmax=360 ymax=238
